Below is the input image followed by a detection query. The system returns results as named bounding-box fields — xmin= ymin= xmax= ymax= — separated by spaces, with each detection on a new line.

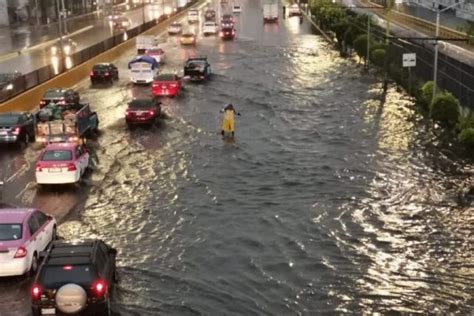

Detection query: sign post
xmin=402 ymin=53 xmax=416 ymax=95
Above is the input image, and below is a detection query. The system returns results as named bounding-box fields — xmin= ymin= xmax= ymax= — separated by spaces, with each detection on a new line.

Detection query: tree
xmin=431 ymin=92 xmax=460 ymax=127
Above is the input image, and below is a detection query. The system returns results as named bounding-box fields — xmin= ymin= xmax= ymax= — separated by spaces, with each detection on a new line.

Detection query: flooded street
xmin=1 ymin=0 xmax=473 ymax=315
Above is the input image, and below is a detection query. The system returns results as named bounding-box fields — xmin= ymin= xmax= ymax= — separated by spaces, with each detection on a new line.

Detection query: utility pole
xmin=35 ymin=0 xmax=40 ymax=25
xmin=61 ymin=0 xmax=68 ymax=34
xmin=56 ymin=0 xmax=66 ymax=72
xmin=366 ymin=15 xmax=370 ymax=71
xmin=431 ymin=1 xmax=464 ymax=108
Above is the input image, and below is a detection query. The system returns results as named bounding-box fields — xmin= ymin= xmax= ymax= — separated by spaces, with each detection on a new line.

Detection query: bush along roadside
xmin=308 ymin=0 xmax=474 ymax=151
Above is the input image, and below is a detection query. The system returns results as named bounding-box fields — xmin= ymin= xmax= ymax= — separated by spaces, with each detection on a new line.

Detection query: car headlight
xmin=51 ymin=46 xmax=58 ymax=54
xmin=122 ymin=21 xmax=128 ymax=26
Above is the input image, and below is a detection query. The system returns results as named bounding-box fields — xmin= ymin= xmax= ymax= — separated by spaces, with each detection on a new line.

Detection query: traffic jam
xmin=0 ymin=1 xmax=259 ymax=315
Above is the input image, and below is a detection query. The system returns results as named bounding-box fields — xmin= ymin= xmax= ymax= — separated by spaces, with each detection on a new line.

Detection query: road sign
xmin=402 ymin=53 xmax=416 ymax=67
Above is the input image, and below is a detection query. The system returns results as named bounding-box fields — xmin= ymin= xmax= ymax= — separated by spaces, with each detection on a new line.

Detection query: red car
xmin=152 ymin=74 xmax=182 ymax=97
xmin=125 ymin=98 xmax=162 ymax=127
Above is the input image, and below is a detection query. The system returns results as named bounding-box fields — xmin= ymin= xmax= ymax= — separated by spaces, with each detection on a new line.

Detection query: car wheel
xmin=24 ymin=133 xmax=30 ymax=145
xmin=29 ymin=253 xmax=38 ymax=276
xmin=52 ymin=226 xmax=57 ymax=241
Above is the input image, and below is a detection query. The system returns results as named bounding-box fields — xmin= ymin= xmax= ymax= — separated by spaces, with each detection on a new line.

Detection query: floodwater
xmin=1 ymin=0 xmax=473 ymax=315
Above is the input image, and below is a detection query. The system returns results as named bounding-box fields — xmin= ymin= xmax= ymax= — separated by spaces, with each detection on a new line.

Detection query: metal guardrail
xmin=365 ymin=1 xmax=469 ymax=41
xmin=0 ymin=1 xmax=198 ymax=105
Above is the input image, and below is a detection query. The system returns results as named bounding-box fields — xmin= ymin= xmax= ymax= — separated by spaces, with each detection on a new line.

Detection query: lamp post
xmin=432 ymin=1 xmax=464 ymax=104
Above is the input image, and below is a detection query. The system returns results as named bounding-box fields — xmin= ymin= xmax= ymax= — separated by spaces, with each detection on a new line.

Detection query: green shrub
xmin=343 ymin=27 xmax=358 ymax=48
xmin=457 ymin=112 xmax=474 ymax=130
xmin=370 ymin=41 xmax=387 ymax=53
xmin=353 ymin=34 xmax=369 ymax=62
xmin=371 ymin=48 xmax=385 ymax=67
xmin=417 ymin=81 xmax=436 ymax=111
xmin=431 ymin=92 xmax=460 ymax=127
xmin=458 ymin=128 xmax=474 ymax=147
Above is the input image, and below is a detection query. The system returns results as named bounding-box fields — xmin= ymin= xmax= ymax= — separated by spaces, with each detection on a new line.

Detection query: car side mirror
xmin=47 ymin=215 xmax=53 ymax=220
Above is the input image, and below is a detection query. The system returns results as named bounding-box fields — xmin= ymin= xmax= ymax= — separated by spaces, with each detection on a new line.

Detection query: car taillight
xmin=58 ymin=99 xmax=66 ymax=105
xmin=220 ymin=32 xmax=224 ymax=37
xmin=148 ymin=110 xmax=155 ymax=116
xmin=91 ymin=279 xmax=107 ymax=298
xmin=125 ymin=110 xmax=131 ymax=116
xmin=170 ymin=83 xmax=178 ymax=88
xmin=40 ymin=100 xmax=46 ymax=105
xmin=63 ymin=265 xmax=73 ymax=270
xmin=68 ymin=136 xmax=79 ymax=142
xmin=14 ymin=246 xmax=27 ymax=258
xmin=67 ymin=163 xmax=77 ymax=171
xmin=90 ymin=71 xmax=94 ymax=76
xmin=31 ymin=284 xmax=42 ymax=301
xmin=12 ymin=127 xmax=21 ymax=135
xmin=36 ymin=163 xmax=43 ymax=172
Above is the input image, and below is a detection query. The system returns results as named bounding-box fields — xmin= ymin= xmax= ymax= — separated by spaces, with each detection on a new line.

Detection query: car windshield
xmin=154 ymin=74 xmax=175 ymax=81
xmin=147 ymin=49 xmax=163 ymax=55
xmin=0 ymin=224 xmax=22 ymax=241
xmin=42 ymin=150 xmax=73 ymax=161
xmin=44 ymin=90 xmax=64 ymax=99
xmin=129 ymin=100 xmax=155 ymax=109
xmin=0 ymin=115 xmax=20 ymax=125
xmin=39 ymin=265 xmax=95 ymax=288
xmin=182 ymin=34 xmax=194 ymax=37
xmin=171 ymin=23 xmax=181 ymax=27
xmin=93 ymin=65 xmax=109 ymax=71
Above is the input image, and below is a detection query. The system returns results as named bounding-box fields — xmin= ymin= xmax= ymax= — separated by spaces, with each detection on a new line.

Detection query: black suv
xmin=0 ymin=112 xmax=35 ymax=145
xmin=183 ymin=57 xmax=212 ymax=82
xmin=31 ymin=240 xmax=117 ymax=316
xmin=40 ymin=88 xmax=80 ymax=108
xmin=90 ymin=63 xmax=119 ymax=85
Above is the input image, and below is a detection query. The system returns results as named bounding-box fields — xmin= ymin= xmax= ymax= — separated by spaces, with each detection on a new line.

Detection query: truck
xmin=136 ymin=35 xmax=155 ymax=54
xmin=35 ymin=103 xmax=99 ymax=145
xmin=263 ymin=0 xmax=278 ymax=23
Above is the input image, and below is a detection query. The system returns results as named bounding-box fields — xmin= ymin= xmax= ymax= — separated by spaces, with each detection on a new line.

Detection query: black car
xmin=90 ymin=63 xmax=119 ymax=85
xmin=125 ymin=98 xmax=162 ymax=127
xmin=204 ymin=9 xmax=216 ymax=21
xmin=183 ymin=57 xmax=212 ymax=82
xmin=220 ymin=26 xmax=236 ymax=40
xmin=31 ymin=240 xmax=117 ymax=316
xmin=0 ymin=112 xmax=35 ymax=145
xmin=40 ymin=88 xmax=80 ymax=108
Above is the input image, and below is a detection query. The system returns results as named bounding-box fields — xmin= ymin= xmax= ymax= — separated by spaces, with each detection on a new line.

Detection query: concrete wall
xmin=0 ymin=0 xmax=9 ymax=26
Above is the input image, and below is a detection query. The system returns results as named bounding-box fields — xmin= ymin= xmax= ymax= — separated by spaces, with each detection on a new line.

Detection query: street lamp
xmin=432 ymin=1 xmax=464 ymax=103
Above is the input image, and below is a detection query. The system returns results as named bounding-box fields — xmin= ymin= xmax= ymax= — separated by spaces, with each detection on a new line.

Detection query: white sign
xmin=403 ymin=53 xmax=416 ymax=67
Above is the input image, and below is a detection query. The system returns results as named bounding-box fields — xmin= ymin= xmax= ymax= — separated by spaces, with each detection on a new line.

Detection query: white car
xmin=202 ymin=22 xmax=218 ymax=36
xmin=146 ymin=48 xmax=166 ymax=64
xmin=0 ymin=208 xmax=56 ymax=277
xmin=232 ymin=4 xmax=241 ymax=13
xmin=187 ymin=9 xmax=199 ymax=23
xmin=167 ymin=22 xmax=182 ymax=35
xmin=35 ymin=143 xmax=90 ymax=185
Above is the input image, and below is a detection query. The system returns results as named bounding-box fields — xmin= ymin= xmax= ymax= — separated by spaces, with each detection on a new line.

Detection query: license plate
xmin=41 ymin=308 xmax=55 ymax=315
xmin=136 ymin=111 xmax=144 ymax=116
xmin=0 ymin=131 xmax=7 ymax=135
xmin=53 ymin=137 xmax=62 ymax=142
xmin=48 ymin=168 xmax=61 ymax=173
xmin=163 ymin=90 xmax=169 ymax=94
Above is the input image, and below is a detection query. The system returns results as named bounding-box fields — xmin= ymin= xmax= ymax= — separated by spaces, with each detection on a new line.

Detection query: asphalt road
xmin=0 ymin=0 xmax=473 ymax=315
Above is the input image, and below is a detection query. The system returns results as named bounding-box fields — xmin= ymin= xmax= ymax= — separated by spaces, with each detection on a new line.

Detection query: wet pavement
xmin=1 ymin=0 xmax=473 ymax=315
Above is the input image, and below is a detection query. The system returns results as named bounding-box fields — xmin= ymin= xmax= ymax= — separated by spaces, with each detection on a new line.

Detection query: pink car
xmin=0 ymin=208 xmax=56 ymax=277
xmin=35 ymin=143 xmax=90 ymax=185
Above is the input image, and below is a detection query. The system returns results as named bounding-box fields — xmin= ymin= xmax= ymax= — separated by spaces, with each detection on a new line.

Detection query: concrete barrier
xmin=0 ymin=1 xmax=205 ymax=113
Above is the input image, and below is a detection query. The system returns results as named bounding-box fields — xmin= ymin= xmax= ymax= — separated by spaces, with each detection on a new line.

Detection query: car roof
xmin=0 ymin=208 xmax=35 ymax=223
xmin=45 ymin=240 xmax=98 ymax=265
xmin=44 ymin=143 xmax=77 ymax=151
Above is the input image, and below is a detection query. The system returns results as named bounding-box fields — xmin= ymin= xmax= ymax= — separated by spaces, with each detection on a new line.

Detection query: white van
xmin=187 ymin=9 xmax=199 ymax=23
xmin=128 ymin=56 xmax=159 ymax=84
